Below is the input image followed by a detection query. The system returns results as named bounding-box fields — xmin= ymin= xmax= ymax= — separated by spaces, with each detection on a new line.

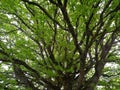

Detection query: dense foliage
xmin=0 ymin=0 xmax=120 ymax=90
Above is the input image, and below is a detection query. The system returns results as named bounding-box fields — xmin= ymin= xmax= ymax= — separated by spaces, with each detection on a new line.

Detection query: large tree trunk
xmin=63 ymin=80 xmax=72 ymax=90
xmin=63 ymin=74 xmax=73 ymax=90
xmin=84 ymin=86 xmax=95 ymax=90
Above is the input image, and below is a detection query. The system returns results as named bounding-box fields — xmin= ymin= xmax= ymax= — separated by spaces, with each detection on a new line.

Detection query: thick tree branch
xmin=13 ymin=63 xmax=39 ymax=90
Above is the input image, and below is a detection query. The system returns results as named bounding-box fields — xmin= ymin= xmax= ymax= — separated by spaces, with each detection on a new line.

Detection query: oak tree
xmin=0 ymin=0 xmax=120 ymax=90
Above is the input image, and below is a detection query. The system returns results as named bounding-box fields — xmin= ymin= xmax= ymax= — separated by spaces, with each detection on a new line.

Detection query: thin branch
xmin=21 ymin=0 xmax=67 ymax=31
xmin=14 ymin=13 xmax=35 ymax=32
xmin=105 ymin=3 xmax=120 ymax=18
